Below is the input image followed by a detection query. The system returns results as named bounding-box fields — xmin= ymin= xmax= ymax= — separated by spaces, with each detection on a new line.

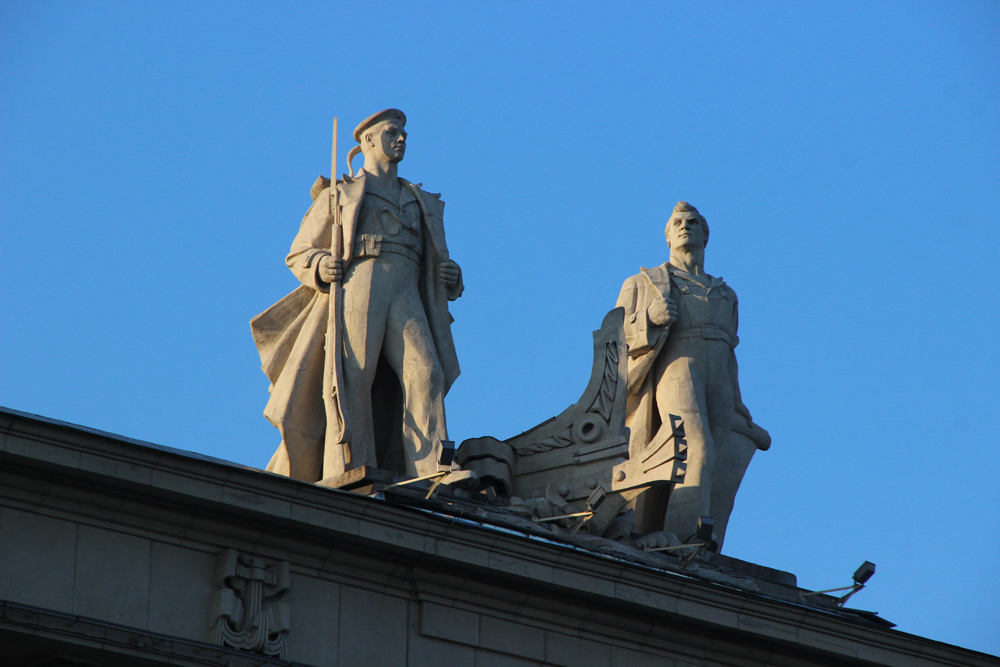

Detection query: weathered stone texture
xmin=1 ymin=407 xmax=996 ymax=667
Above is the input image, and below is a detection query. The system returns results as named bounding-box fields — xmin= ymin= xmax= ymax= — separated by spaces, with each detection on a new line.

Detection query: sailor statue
xmin=617 ymin=202 xmax=770 ymax=550
xmin=251 ymin=109 xmax=464 ymax=483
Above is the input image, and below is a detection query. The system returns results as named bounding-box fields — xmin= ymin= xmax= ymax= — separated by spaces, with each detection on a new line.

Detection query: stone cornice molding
xmin=1 ymin=407 xmax=995 ymax=667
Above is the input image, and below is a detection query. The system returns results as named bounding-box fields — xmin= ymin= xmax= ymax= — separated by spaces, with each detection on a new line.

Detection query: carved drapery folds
xmin=209 ymin=549 xmax=290 ymax=660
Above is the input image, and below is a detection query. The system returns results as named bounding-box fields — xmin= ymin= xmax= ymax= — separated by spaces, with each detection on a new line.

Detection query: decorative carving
xmin=612 ymin=414 xmax=687 ymax=492
xmin=493 ymin=308 xmax=630 ymax=534
xmin=209 ymin=549 xmax=290 ymax=660
xmin=515 ymin=425 xmax=574 ymax=457
xmin=586 ymin=341 xmax=619 ymax=422
xmin=515 ymin=339 xmax=622 ymax=458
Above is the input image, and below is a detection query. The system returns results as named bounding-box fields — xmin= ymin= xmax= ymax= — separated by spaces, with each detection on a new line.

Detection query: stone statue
xmin=251 ymin=109 xmax=464 ymax=483
xmin=617 ymin=202 xmax=770 ymax=550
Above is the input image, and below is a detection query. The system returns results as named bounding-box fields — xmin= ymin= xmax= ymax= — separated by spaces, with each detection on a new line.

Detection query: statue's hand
xmin=748 ymin=422 xmax=771 ymax=451
xmin=647 ymin=295 xmax=678 ymax=327
xmin=318 ymin=255 xmax=344 ymax=284
xmin=440 ymin=260 xmax=460 ymax=288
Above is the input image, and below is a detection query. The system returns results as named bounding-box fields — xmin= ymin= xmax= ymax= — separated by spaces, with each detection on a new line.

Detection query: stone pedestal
xmin=1 ymin=406 xmax=995 ymax=667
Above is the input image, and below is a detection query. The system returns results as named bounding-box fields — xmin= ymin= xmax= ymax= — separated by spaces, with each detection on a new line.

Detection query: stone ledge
xmin=2 ymin=406 xmax=998 ymax=667
xmin=0 ymin=599 xmax=302 ymax=667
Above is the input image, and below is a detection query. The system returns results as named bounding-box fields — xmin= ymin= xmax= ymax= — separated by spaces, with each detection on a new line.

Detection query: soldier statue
xmin=251 ymin=109 xmax=464 ymax=483
xmin=617 ymin=202 xmax=770 ymax=550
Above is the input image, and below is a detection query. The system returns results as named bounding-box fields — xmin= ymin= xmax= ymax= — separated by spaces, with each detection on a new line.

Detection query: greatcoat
xmin=250 ymin=171 xmax=462 ymax=480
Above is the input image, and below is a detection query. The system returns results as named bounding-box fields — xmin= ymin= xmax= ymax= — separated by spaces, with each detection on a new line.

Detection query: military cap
xmin=353 ymin=109 xmax=406 ymax=142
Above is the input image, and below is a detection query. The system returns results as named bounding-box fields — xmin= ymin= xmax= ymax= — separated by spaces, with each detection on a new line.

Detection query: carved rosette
xmin=209 ymin=549 xmax=290 ymax=660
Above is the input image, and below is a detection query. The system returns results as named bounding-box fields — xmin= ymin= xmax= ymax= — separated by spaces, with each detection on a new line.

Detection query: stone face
xmin=474 ymin=650 xmax=544 ymax=667
xmin=545 ymin=631 xmax=612 ymax=667
xmin=411 ymin=601 xmax=478 ymax=667
xmin=616 ymin=202 xmax=770 ymax=549
xmin=420 ymin=601 xmax=480 ymax=646
xmin=610 ymin=646 xmax=677 ymax=667
xmin=252 ymin=109 xmax=464 ymax=485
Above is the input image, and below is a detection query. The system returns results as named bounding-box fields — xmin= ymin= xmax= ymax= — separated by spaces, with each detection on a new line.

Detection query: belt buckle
xmin=703 ymin=327 xmax=721 ymax=340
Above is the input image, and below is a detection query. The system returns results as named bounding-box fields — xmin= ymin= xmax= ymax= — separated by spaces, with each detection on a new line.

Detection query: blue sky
xmin=2 ymin=1 xmax=998 ymax=656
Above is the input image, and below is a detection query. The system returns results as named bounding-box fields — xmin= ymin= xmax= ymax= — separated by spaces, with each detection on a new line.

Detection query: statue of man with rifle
xmin=251 ymin=109 xmax=464 ymax=483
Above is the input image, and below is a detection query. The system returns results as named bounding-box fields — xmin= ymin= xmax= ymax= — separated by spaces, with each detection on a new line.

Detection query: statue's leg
xmin=709 ymin=430 xmax=756 ymax=550
xmin=628 ymin=376 xmax=671 ymax=534
xmin=379 ymin=257 xmax=447 ymax=478
xmin=341 ymin=258 xmax=389 ymax=470
xmin=702 ymin=348 xmax=736 ymax=548
xmin=656 ymin=340 xmax=716 ymax=541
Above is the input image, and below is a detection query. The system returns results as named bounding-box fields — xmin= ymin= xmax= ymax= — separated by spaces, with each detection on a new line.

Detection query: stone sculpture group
xmin=251 ymin=109 xmax=770 ymax=556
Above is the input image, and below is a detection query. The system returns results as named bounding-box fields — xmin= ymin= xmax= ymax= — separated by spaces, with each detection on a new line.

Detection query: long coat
xmin=616 ymin=262 xmax=678 ymax=456
xmin=250 ymin=171 xmax=462 ymax=478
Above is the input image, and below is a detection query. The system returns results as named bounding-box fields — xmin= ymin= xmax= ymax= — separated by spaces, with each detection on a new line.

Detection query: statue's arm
xmin=617 ymin=277 xmax=659 ymax=356
xmin=414 ymin=186 xmax=464 ymax=301
xmin=285 ymin=190 xmax=334 ymax=293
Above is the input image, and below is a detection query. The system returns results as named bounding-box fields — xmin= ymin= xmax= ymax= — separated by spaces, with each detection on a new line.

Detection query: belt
xmin=670 ymin=326 xmax=737 ymax=347
xmin=354 ymin=234 xmax=422 ymax=266
xmin=378 ymin=242 xmax=421 ymax=265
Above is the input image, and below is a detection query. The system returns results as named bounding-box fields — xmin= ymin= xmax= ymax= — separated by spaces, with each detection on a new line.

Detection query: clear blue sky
xmin=2 ymin=1 xmax=998 ymax=656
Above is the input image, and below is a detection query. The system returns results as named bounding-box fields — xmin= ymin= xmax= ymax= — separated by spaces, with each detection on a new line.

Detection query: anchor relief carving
xmin=209 ymin=548 xmax=290 ymax=659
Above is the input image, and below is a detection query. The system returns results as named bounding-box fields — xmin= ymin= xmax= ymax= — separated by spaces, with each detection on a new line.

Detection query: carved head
xmin=664 ymin=201 xmax=709 ymax=250
xmin=354 ymin=109 xmax=407 ymax=164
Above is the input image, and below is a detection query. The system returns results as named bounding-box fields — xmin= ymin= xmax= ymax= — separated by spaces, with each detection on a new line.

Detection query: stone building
xmin=1 ymin=406 xmax=995 ymax=667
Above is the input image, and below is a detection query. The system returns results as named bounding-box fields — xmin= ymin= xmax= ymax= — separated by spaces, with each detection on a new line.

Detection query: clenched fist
xmin=647 ymin=295 xmax=678 ymax=327
xmin=319 ymin=255 xmax=344 ymax=284
xmin=440 ymin=259 xmax=460 ymax=288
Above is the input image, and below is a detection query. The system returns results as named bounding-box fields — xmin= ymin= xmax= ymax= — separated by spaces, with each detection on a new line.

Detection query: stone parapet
xmin=1 ymin=406 xmax=995 ymax=667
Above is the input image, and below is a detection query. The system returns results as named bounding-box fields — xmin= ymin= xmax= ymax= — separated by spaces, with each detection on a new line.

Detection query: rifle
xmin=322 ymin=117 xmax=351 ymax=477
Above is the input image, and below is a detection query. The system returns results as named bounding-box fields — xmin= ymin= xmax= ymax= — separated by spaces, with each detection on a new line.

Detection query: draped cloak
xmin=250 ymin=171 xmax=463 ymax=479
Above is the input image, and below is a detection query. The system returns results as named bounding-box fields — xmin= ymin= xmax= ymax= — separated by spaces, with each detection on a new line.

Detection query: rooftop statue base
xmin=9 ymin=407 xmax=997 ymax=667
